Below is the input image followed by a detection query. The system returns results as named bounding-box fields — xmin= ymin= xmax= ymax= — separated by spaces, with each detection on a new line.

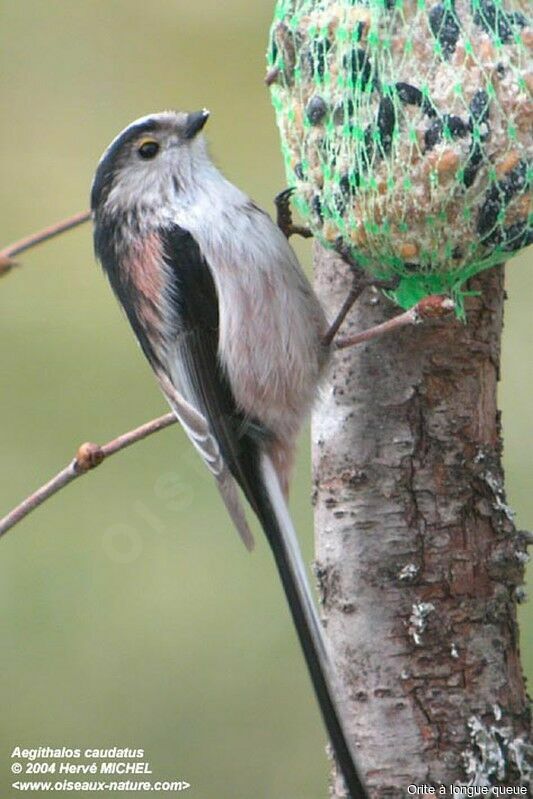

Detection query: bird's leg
xmin=275 ymin=188 xmax=313 ymax=240
xmin=322 ymin=243 xmax=401 ymax=347
xmin=273 ymin=197 xmax=408 ymax=345
xmin=322 ymin=273 xmax=368 ymax=347
xmin=323 ymin=242 xmax=454 ymax=348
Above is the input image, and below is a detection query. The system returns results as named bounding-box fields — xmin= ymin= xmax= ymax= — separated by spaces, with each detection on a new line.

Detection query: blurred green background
xmin=0 ymin=2 xmax=530 ymax=797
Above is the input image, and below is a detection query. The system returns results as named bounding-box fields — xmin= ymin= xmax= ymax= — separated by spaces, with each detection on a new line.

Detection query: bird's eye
xmin=137 ymin=139 xmax=160 ymax=160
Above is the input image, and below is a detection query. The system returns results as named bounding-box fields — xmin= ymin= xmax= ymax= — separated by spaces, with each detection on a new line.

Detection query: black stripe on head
xmin=91 ymin=117 xmax=161 ymax=211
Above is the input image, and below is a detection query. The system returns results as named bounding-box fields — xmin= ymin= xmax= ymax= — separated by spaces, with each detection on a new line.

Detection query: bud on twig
xmin=0 ymin=254 xmax=17 ymax=277
xmin=75 ymin=442 xmax=105 ymax=472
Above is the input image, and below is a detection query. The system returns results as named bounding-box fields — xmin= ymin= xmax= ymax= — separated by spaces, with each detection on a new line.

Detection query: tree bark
xmin=312 ymin=245 xmax=531 ymax=797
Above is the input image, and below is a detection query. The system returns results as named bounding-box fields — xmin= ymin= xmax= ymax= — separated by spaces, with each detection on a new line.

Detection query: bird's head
xmin=91 ymin=109 xmax=210 ymax=217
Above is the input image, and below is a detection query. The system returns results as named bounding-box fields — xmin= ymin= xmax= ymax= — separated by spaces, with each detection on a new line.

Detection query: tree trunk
xmin=312 ymin=245 xmax=531 ymax=797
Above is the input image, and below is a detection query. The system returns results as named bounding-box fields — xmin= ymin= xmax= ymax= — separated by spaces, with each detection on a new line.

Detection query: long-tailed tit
xmin=91 ymin=110 xmax=367 ymax=799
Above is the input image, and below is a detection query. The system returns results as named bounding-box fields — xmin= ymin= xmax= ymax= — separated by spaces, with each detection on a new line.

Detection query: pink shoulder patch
xmin=125 ymin=233 xmax=168 ymax=340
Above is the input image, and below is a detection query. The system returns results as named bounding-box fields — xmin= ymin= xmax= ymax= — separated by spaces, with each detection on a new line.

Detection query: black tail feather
xmin=255 ymin=455 xmax=368 ymax=799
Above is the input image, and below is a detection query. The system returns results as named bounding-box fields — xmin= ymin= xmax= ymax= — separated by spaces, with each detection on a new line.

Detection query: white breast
xmin=174 ymin=178 xmax=329 ymax=440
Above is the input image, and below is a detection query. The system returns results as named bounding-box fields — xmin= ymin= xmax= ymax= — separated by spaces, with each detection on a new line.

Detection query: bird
xmin=91 ymin=109 xmax=368 ymax=799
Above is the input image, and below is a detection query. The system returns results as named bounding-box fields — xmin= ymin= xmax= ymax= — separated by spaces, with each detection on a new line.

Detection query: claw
xmin=276 ymin=187 xmax=295 ymax=203
xmin=275 ymin=188 xmax=313 ymax=240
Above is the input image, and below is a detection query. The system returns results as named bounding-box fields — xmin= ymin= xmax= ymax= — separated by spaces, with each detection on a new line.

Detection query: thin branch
xmin=335 ymin=295 xmax=455 ymax=350
xmin=0 ymin=296 xmax=454 ymax=540
xmin=0 ymin=214 xmax=454 ymax=542
xmin=0 ymin=210 xmax=91 ymax=274
xmin=0 ymin=413 xmax=176 ymax=539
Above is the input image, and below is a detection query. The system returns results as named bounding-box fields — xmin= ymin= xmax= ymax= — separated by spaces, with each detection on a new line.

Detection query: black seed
xmin=496 ymin=63 xmax=506 ymax=78
xmin=470 ymin=90 xmax=489 ymax=123
xmin=333 ymin=98 xmax=355 ymax=125
xmin=300 ymin=38 xmax=330 ymax=82
xmin=294 ymin=163 xmax=304 ymax=180
xmin=301 ymin=43 xmax=324 ymax=80
xmin=501 ymin=221 xmax=533 ymax=251
xmin=312 ymin=195 xmax=323 ymax=223
xmin=339 ymin=173 xmax=360 ymax=195
xmin=307 ymin=95 xmax=328 ymax=125
xmin=469 ymin=89 xmax=491 ymax=142
xmin=314 ymin=38 xmax=332 ymax=79
xmin=425 ymin=119 xmax=443 ymax=150
xmin=362 ymin=124 xmax=374 ymax=167
xmin=463 ymin=166 xmax=478 ymax=189
xmin=395 ymin=82 xmax=436 ymax=118
xmin=478 ymin=160 xmax=529 ymax=237
xmin=421 ymin=97 xmax=438 ymax=118
xmin=331 ymin=194 xmax=347 ymax=217
xmin=445 ymin=115 xmax=469 ymax=138
xmin=396 ymin=82 xmax=423 ymax=106
xmin=499 ymin=160 xmax=528 ymax=203
xmin=452 ymin=246 xmax=463 ymax=260
xmin=328 ymin=150 xmax=338 ymax=171
xmin=344 ymin=48 xmax=373 ymax=89
xmin=301 ymin=50 xmax=313 ymax=77
xmin=270 ymin=38 xmax=278 ymax=65
xmin=377 ymin=96 xmax=395 ymax=155
xmin=482 ymin=225 xmax=502 ymax=247
xmin=472 ymin=0 xmax=522 ymax=43
xmin=478 ymin=193 xmax=501 ymax=237
xmin=429 ymin=4 xmax=460 ymax=59
xmin=425 ymin=114 xmax=468 ymax=148
xmin=510 ymin=12 xmax=527 ymax=28
xmin=355 ymin=21 xmax=366 ymax=42
xmin=463 ymin=143 xmax=483 ymax=188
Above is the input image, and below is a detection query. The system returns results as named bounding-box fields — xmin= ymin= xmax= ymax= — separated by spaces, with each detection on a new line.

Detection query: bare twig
xmin=0 ymin=214 xmax=453 ymax=542
xmin=0 ymin=413 xmax=177 ymax=539
xmin=335 ymin=295 xmax=455 ymax=350
xmin=0 ymin=210 xmax=91 ymax=271
xmin=0 ymin=214 xmax=184 ymax=540
xmin=0 ymin=293 xmax=454 ymax=538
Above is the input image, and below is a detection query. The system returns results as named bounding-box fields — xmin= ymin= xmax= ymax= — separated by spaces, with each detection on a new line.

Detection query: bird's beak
xmin=184 ymin=109 xmax=210 ymax=139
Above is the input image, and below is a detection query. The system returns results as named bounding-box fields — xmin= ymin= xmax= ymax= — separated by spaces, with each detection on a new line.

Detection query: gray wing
xmin=154 ymin=224 xmax=274 ymax=552
xmin=156 ymin=371 xmax=255 ymax=551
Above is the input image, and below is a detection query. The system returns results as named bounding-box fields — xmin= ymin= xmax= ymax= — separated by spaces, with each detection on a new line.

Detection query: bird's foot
xmin=275 ymin=188 xmax=313 ymax=240
xmin=322 ymin=244 xmax=401 ymax=347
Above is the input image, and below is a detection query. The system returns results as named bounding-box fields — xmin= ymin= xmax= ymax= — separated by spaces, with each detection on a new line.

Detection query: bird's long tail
xmin=255 ymin=454 xmax=368 ymax=799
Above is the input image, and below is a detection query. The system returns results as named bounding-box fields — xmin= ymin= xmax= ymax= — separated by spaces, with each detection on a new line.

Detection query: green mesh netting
xmin=267 ymin=0 xmax=532 ymax=313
